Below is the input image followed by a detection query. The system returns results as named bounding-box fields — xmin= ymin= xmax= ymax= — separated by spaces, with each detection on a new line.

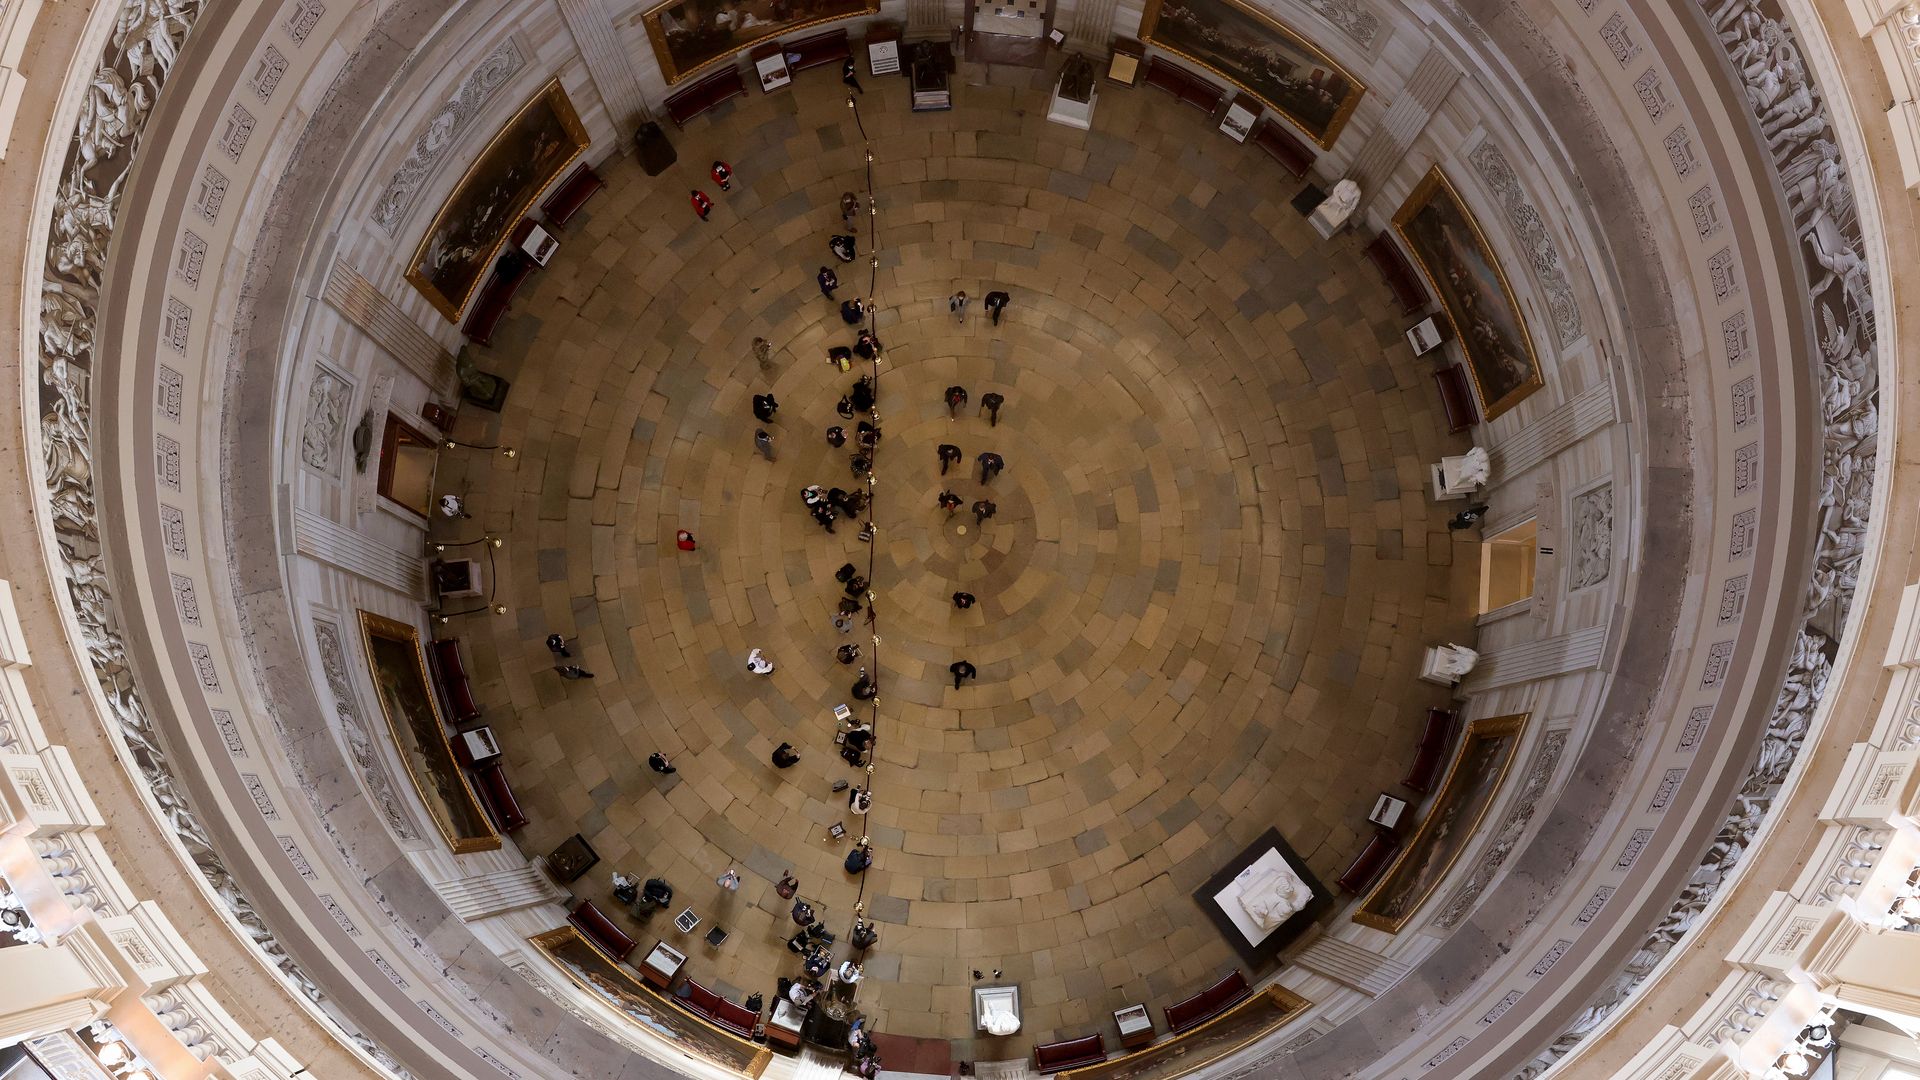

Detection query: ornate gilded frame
xmin=529 ymin=927 xmax=773 ymax=1077
xmin=1353 ymin=713 xmax=1528 ymax=932
xmin=404 ymin=79 xmax=589 ymax=322
xmin=1391 ymin=165 xmax=1545 ymax=420
xmin=1138 ymin=0 xmax=1365 ymax=148
xmin=639 ymin=0 xmax=880 ymax=85
xmin=356 ymin=611 xmax=500 ymax=854
xmin=1057 ymin=984 xmax=1310 ymax=1079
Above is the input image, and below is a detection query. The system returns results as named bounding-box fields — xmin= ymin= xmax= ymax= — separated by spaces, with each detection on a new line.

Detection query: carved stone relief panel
xmin=1467 ymin=139 xmax=1584 ymax=348
xmin=1569 ymin=482 xmax=1613 ymax=590
xmin=301 ymin=363 xmax=354 ymax=477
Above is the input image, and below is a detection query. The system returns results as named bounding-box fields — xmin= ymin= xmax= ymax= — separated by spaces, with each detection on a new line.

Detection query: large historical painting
xmin=1393 ymin=166 xmax=1544 ymax=420
xmin=357 ymin=612 xmax=500 ymax=853
xmin=531 ymin=928 xmax=772 ymax=1078
xmin=641 ymin=0 xmax=880 ymax=84
xmin=1353 ymin=713 xmax=1527 ymax=933
xmin=1058 ymin=986 xmax=1310 ymax=1080
xmin=1139 ymin=0 xmax=1364 ymax=148
xmin=405 ymin=80 xmax=588 ymax=322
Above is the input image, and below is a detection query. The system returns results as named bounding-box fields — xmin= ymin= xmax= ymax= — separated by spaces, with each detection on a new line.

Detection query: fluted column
xmin=1065 ymin=0 xmax=1120 ymax=49
xmin=0 ymin=930 xmax=123 ymax=1043
xmin=1345 ymin=46 xmax=1462 ymax=211
xmin=321 ymin=260 xmax=457 ymax=395
xmin=555 ymin=0 xmax=653 ymax=132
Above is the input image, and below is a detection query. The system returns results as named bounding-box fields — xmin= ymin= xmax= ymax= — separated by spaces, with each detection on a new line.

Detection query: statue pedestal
xmin=1420 ymin=645 xmax=1477 ymax=685
xmin=1429 ymin=448 xmax=1490 ymax=501
xmin=1047 ymin=85 xmax=1095 ymax=129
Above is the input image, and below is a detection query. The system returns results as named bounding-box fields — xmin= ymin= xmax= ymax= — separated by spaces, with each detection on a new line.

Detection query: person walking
xmin=752 ymin=392 xmax=778 ymax=422
xmin=716 ymin=867 xmax=741 ymax=891
xmin=747 ymin=648 xmax=775 ymax=675
xmin=841 ymin=191 xmax=860 ymax=227
xmin=752 ymin=337 xmax=773 ymax=368
xmin=983 ymin=290 xmax=1010 ymax=324
xmin=772 ymin=743 xmax=800 ymax=768
xmin=950 ymin=659 xmax=978 ymax=688
xmin=754 ymin=428 xmax=776 ymax=462
xmin=840 ymin=297 xmax=866 ymax=324
xmin=676 ymin=530 xmax=697 ymax=550
xmin=977 ymin=451 xmax=1004 ymax=484
xmin=949 ymin=290 xmax=968 ymax=321
xmin=812 ymin=503 xmax=837 ymax=533
xmin=937 ymin=490 xmax=963 ymax=517
xmin=842 ymin=57 xmax=863 ymax=94
xmin=690 ymin=189 xmax=714 ymax=220
xmin=829 ymin=234 xmax=856 ymax=262
xmin=648 ymin=752 xmax=677 ymax=775
xmin=545 ymin=633 xmax=572 ymax=659
xmin=937 ymin=443 xmax=963 ymax=475
xmin=980 ymin=392 xmax=1005 ymax=426
xmin=952 ymin=591 xmax=976 ymax=610
xmin=776 ymin=870 xmax=800 ymax=898
xmin=790 ymin=899 xmax=816 ymax=926
xmin=972 ymin=499 xmax=997 ymax=526
xmin=710 ymin=160 xmax=733 ymax=191
xmin=555 ymin=664 xmax=595 ymax=679
xmin=944 ymin=385 xmax=968 ymax=419
xmin=818 ymin=265 xmax=839 ymax=298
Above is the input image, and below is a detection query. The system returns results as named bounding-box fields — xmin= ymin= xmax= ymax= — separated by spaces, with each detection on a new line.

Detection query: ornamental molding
xmin=367 ymin=38 xmax=526 ymax=236
xmin=32 ymin=0 xmax=409 ymax=1074
xmin=1466 ymin=138 xmax=1585 ymax=349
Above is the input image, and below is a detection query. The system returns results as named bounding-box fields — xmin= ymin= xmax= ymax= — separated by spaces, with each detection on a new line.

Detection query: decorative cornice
xmin=32 ymin=1 xmax=407 ymax=1075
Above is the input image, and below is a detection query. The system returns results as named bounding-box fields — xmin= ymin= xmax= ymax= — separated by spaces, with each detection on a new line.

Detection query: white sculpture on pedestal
xmin=1431 ymin=446 xmax=1492 ymax=500
xmin=1421 ymin=643 xmax=1480 ymax=685
xmin=1310 ymin=179 xmax=1361 ymax=238
xmin=975 ymin=985 xmax=1021 ymax=1035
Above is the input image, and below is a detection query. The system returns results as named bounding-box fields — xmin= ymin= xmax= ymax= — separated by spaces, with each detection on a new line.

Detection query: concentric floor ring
xmin=449 ymin=73 xmax=1475 ymax=1054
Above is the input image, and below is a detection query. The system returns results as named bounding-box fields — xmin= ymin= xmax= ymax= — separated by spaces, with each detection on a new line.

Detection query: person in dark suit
xmin=937 ymin=444 xmax=963 ymax=475
xmin=842 ymin=57 xmax=863 ymax=94
xmin=983 ymin=290 xmax=1010 ymax=324
xmin=950 ymin=660 xmax=977 ymax=688
xmin=752 ymin=393 xmax=778 ymax=422
xmin=972 ymin=499 xmax=997 ymax=525
xmin=977 ymin=451 xmax=1004 ymax=484
xmin=818 ymin=266 xmax=839 ymax=298
xmin=772 ymin=743 xmax=800 ymax=768
xmin=979 ymin=392 xmax=1005 ymax=426
xmin=952 ymin=591 xmax=976 ymax=610
xmin=944 ymin=385 xmax=968 ymax=419
xmin=841 ymin=297 xmax=866 ymax=324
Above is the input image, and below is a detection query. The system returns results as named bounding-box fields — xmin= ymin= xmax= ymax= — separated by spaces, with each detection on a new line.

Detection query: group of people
xmin=688 ymin=160 xmax=735 ymax=221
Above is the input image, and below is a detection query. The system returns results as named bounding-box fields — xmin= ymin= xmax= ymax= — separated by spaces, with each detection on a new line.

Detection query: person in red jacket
xmin=710 ymin=160 xmax=733 ymax=191
xmin=690 ymin=189 xmax=713 ymax=220
xmin=676 ymin=530 xmax=697 ymax=551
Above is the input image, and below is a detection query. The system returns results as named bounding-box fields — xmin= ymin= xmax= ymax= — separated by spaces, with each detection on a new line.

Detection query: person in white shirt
xmin=747 ymin=648 xmax=774 ymax=675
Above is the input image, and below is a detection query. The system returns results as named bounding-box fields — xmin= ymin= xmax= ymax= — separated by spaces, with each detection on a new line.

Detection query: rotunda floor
xmin=440 ymin=66 xmax=1474 ymax=1058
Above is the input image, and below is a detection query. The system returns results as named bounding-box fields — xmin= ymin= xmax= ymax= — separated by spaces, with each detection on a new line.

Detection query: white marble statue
xmin=1310 ymin=179 xmax=1361 ymax=237
xmin=1428 ymin=644 xmax=1479 ymax=680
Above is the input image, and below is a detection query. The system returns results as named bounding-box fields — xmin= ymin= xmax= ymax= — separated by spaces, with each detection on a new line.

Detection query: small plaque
xmin=674 ymin=907 xmax=701 ymax=933
xmin=828 ymin=822 xmax=848 ymax=840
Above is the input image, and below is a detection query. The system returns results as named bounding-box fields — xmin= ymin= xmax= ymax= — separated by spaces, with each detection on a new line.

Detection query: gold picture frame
xmin=1058 ymin=984 xmax=1310 ymax=1080
xmin=404 ymin=80 xmax=589 ymax=323
xmin=1352 ymin=713 xmax=1528 ymax=933
xmin=1392 ymin=166 xmax=1545 ymax=420
xmin=356 ymin=611 xmax=500 ymax=854
xmin=529 ymin=927 xmax=772 ymax=1078
xmin=1139 ymin=0 xmax=1365 ymax=149
xmin=638 ymin=0 xmax=880 ymax=85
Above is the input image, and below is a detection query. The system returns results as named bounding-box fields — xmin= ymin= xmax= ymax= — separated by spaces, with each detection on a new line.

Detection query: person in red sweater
xmin=690 ymin=189 xmax=713 ymax=220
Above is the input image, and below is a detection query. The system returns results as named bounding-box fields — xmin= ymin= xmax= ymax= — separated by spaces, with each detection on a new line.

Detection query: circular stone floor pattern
xmin=438 ymin=69 xmax=1474 ymax=1056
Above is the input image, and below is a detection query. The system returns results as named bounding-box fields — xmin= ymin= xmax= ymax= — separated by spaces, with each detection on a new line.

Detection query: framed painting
xmin=1139 ymin=0 xmax=1364 ymax=148
xmin=405 ymin=80 xmax=589 ymax=322
xmin=530 ymin=927 xmax=772 ymax=1078
xmin=357 ymin=612 xmax=500 ymax=853
xmin=639 ymin=0 xmax=880 ymax=84
xmin=1058 ymin=985 xmax=1310 ymax=1080
xmin=1392 ymin=166 xmax=1544 ymax=420
xmin=1353 ymin=713 xmax=1528 ymax=933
